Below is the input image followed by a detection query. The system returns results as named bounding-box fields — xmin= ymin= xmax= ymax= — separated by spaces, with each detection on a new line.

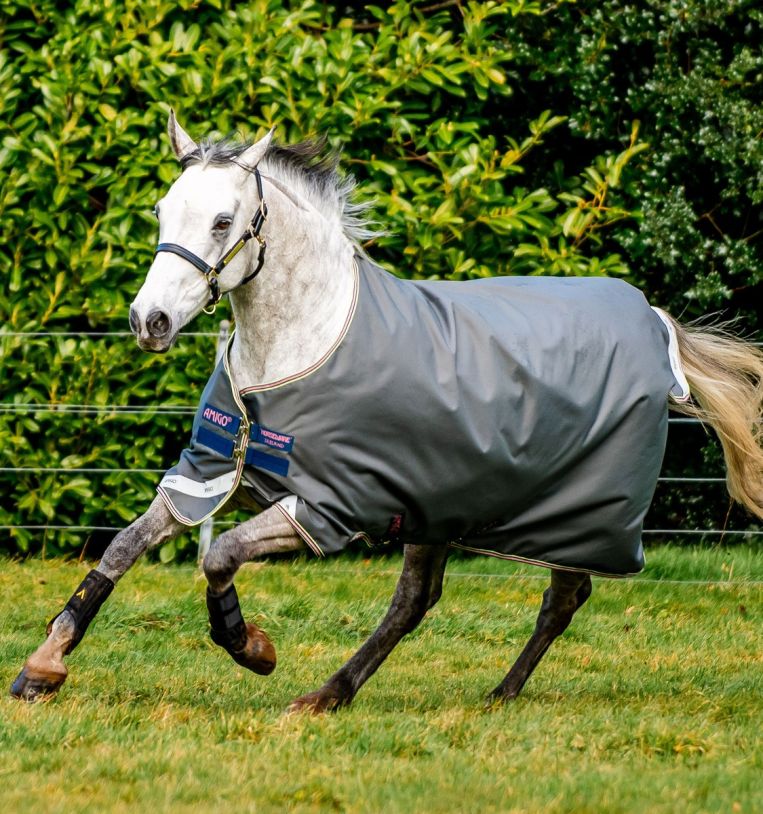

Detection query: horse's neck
xmin=227 ymin=192 xmax=356 ymax=389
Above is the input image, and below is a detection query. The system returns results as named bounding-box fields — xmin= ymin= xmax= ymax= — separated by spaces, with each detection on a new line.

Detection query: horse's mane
xmin=180 ymin=134 xmax=380 ymax=245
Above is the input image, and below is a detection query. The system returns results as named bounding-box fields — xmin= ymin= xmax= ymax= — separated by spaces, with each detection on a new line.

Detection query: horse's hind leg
xmin=202 ymin=506 xmax=305 ymax=675
xmin=488 ymin=569 xmax=592 ymax=704
xmin=288 ymin=543 xmax=449 ymax=714
xmin=10 ymin=496 xmax=184 ymax=702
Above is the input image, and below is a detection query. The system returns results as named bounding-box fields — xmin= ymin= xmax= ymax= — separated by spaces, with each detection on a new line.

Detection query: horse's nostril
xmin=146 ymin=309 xmax=171 ymax=338
xmin=128 ymin=306 xmax=140 ymax=335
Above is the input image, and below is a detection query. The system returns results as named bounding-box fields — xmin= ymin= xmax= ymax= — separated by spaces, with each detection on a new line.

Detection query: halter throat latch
xmin=154 ymin=167 xmax=268 ymax=313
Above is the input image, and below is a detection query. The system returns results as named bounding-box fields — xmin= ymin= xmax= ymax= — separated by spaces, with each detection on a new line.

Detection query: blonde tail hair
xmin=665 ymin=314 xmax=763 ymax=519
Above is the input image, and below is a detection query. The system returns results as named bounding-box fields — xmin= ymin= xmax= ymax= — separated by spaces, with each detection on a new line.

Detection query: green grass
xmin=1 ymin=545 xmax=761 ymax=814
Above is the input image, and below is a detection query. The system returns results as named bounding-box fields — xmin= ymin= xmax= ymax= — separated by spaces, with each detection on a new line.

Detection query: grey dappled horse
xmin=11 ymin=113 xmax=763 ymax=711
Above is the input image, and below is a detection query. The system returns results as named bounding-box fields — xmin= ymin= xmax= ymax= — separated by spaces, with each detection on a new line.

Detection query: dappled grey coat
xmin=158 ymin=256 xmax=684 ymax=576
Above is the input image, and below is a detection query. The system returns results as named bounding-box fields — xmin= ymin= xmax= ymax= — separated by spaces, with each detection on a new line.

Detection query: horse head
xmin=129 ymin=110 xmax=272 ymax=352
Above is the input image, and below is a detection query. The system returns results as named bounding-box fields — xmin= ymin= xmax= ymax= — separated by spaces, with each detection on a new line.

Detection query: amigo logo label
xmin=201 ymin=403 xmax=240 ymax=434
xmin=252 ymin=425 xmax=295 ymax=452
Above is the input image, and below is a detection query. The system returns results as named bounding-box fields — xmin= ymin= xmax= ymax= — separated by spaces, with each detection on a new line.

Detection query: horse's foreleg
xmin=288 ymin=543 xmax=449 ymax=714
xmin=202 ymin=506 xmax=305 ymax=675
xmin=10 ymin=496 xmax=184 ymax=701
xmin=487 ymin=569 xmax=592 ymax=704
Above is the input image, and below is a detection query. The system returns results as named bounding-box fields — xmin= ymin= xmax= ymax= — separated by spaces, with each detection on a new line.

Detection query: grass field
xmin=1 ymin=545 xmax=761 ymax=814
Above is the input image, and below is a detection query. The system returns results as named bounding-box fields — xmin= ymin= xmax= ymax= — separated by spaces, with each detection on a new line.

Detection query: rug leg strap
xmin=207 ymin=584 xmax=247 ymax=652
xmin=46 ymin=569 xmax=115 ymax=655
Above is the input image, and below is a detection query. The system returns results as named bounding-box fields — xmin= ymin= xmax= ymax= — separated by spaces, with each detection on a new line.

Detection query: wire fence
xmin=0 ymin=331 xmax=219 ymax=338
xmin=0 ymin=466 xmax=729 ymax=484
xmin=1 ymin=328 xmax=761 ymax=552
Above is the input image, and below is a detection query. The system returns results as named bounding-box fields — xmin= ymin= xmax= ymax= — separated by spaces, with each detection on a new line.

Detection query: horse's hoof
xmin=484 ymin=694 xmax=504 ymax=710
xmin=286 ymin=688 xmax=345 ymax=715
xmin=230 ymin=623 xmax=276 ymax=675
xmin=484 ymin=687 xmax=519 ymax=709
xmin=10 ymin=663 xmax=67 ymax=702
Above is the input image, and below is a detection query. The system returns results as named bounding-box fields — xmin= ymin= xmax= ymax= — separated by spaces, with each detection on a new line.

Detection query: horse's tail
xmin=665 ymin=313 xmax=763 ymax=519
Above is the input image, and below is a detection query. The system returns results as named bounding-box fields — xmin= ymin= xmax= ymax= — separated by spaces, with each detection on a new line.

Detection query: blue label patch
xmin=250 ymin=424 xmax=294 ymax=452
xmin=201 ymin=403 xmax=241 ymax=435
xmin=196 ymin=426 xmax=235 ymax=459
xmin=244 ymin=447 xmax=290 ymax=477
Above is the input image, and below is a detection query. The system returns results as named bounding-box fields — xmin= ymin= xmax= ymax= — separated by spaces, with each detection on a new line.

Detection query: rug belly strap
xmin=47 ymin=569 xmax=115 ymax=655
xmin=206 ymin=584 xmax=247 ymax=652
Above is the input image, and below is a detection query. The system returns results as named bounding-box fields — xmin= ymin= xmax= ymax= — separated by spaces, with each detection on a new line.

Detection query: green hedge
xmin=505 ymin=0 xmax=762 ymax=316
xmin=1 ymin=0 xmax=759 ymax=558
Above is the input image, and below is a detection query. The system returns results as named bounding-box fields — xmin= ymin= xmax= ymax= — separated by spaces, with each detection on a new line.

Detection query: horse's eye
xmin=213 ymin=218 xmax=232 ymax=233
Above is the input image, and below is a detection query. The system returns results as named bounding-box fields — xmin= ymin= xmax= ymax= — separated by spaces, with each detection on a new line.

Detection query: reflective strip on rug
xmin=159 ymin=470 xmax=238 ymax=498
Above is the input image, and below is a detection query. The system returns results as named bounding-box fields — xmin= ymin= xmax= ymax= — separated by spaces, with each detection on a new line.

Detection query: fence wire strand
xmin=1 ymin=524 xmax=758 ymax=538
xmin=0 ymin=404 xmax=195 ymax=414
xmin=1 ymin=331 xmax=218 ymax=338
xmin=0 ymin=403 xmax=715 ymax=425
xmin=0 ymin=466 xmax=728 ymax=485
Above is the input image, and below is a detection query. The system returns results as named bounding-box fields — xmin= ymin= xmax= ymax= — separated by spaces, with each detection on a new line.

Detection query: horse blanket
xmin=158 ymin=256 xmax=687 ymax=576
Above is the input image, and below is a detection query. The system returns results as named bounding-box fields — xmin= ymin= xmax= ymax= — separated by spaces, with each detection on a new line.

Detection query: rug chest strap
xmin=206 ymin=584 xmax=247 ymax=652
xmin=47 ymin=569 xmax=115 ymax=655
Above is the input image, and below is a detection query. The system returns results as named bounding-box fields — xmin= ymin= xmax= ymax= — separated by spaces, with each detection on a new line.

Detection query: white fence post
xmin=198 ymin=319 xmax=230 ymax=564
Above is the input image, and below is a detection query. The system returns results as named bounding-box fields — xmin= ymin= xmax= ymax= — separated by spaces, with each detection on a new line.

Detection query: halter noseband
xmin=154 ymin=167 xmax=268 ymax=314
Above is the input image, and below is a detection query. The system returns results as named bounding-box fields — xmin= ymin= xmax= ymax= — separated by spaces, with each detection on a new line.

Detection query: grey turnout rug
xmin=159 ymin=256 xmax=686 ymax=576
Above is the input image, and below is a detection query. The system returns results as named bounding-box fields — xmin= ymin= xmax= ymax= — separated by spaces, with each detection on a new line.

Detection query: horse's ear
xmin=167 ymin=109 xmax=198 ymax=161
xmin=238 ymin=128 xmax=274 ymax=169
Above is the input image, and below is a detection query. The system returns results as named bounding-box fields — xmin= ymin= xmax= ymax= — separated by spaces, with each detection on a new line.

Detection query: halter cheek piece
xmin=154 ymin=167 xmax=268 ymax=314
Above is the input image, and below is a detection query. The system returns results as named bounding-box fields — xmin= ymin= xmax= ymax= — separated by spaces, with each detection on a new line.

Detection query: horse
xmin=11 ymin=111 xmax=763 ymax=710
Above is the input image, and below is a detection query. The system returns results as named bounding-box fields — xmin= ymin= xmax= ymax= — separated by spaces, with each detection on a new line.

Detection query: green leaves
xmin=509 ymin=0 xmax=762 ymax=317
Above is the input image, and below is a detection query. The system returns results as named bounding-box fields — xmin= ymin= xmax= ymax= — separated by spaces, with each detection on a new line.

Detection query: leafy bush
xmin=0 ymin=0 xmax=759 ymax=558
xmin=505 ymin=0 xmax=762 ymax=318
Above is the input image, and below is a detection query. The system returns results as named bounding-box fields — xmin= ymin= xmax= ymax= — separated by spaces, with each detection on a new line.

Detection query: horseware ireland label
xmin=251 ymin=425 xmax=295 ymax=452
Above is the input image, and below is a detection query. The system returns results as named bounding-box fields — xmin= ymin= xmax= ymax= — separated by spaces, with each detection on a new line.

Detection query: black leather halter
xmin=154 ymin=168 xmax=268 ymax=313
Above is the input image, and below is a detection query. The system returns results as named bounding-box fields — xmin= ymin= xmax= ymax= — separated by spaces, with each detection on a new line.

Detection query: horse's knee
xmin=202 ymin=538 xmax=236 ymax=587
xmin=100 ymin=497 xmax=182 ymax=581
xmin=202 ymin=544 xmax=222 ymax=581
